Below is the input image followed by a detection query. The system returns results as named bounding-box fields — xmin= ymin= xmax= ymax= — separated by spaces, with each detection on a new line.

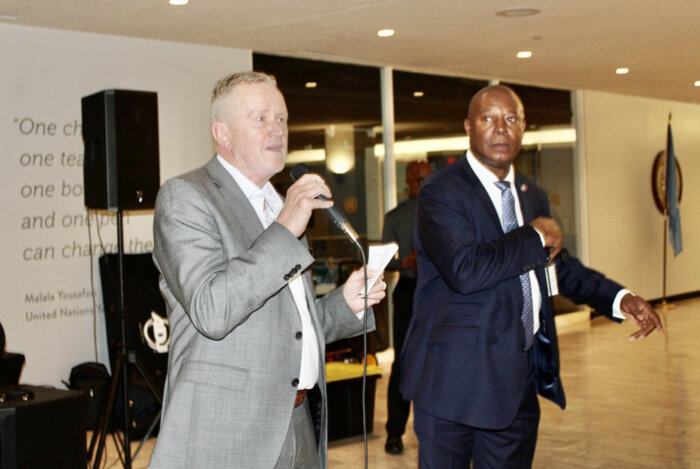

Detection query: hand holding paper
xmin=341 ymin=243 xmax=396 ymax=313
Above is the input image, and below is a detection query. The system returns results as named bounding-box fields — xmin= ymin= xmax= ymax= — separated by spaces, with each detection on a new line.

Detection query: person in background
xmin=400 ymin=84 xmax=663 ymax=468
xmin=381 ymin=160 xmax=432 ymax=455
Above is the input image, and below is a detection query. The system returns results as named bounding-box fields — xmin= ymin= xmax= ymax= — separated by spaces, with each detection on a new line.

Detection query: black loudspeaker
xmin=81 ymin=89 xmax=160 ymax=211
xmin=0 ymin=386 xmax=87 ymax=469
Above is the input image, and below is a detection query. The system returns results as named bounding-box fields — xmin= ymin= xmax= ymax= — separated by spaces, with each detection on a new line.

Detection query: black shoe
xmin=385 ymin=434 xmax=404 ymax=455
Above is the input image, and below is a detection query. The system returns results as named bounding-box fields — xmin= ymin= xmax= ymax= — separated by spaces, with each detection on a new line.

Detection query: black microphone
xmin=289 ymin=163 xmax=359 ymax=243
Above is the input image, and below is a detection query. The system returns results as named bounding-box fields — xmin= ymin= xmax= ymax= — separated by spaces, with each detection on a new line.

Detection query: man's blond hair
xmin=211 ymin=71 xmax=277 ymax=122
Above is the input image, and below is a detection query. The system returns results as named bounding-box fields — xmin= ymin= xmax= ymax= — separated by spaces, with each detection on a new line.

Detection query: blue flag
xmin=666 ymin=121 xmax=682 ymax=256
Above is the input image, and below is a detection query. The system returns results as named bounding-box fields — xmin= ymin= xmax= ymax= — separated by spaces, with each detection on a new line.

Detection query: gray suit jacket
xmin=149 ymin=158 xmax=374 ymax=468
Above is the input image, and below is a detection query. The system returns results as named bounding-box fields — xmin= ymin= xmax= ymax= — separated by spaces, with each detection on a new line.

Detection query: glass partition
xmin=253 ymin=53 xmax=382 ymax=282
xmin=254 ymin=54 xmax=580 ymax=314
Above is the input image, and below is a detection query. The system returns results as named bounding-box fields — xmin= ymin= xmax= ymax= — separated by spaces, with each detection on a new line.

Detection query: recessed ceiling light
xmin=495 ymin=8 xmax=541 ymax=17
xmin=413 ymin=91 xmax=424 ymax=98
xmin=169 ymin=0 xmax=188 ymax=5
xmin=616 ymin=68 xmax=629 ymax=75
xmin=377 ymin=29 xmax=395 ymax=38
xmin=305 ymin=82 xmax=317 ymax=89
xmin=517 ymin=51 xmax=533 ymax=59
xmin=695 ymin=81 xmax=700 ymax=87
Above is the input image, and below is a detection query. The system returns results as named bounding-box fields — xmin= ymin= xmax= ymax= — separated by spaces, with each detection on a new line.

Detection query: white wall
xmin=578 ymin=90 xmax=700 ymax=299
xmin=0 ymin=23 xmax=251 ymax=387
xmin=3 ymin=24 xmax=698 ymax=389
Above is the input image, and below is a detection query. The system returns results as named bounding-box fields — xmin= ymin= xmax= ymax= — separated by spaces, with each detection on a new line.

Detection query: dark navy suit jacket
xmin=400 ymin=155 xmax=623 ymax=430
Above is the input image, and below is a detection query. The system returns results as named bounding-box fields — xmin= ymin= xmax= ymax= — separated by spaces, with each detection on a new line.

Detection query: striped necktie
xmin=495 ymin=180 xmax=534 ymax=350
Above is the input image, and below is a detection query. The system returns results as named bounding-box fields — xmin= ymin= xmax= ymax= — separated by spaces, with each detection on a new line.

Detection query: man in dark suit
xmin=400 ymin=85 xmax=663 ymax=468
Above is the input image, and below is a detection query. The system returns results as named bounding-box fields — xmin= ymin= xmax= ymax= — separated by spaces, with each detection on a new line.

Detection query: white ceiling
xmin=2 ymin=0 xmax=699 ymax=103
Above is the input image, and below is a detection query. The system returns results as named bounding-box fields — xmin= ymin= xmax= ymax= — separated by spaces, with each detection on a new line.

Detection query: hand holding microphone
xmin=276 ymin=169 xmax=334 ymax=237
xmin=287 ymin=164 xmax=360 ymax=243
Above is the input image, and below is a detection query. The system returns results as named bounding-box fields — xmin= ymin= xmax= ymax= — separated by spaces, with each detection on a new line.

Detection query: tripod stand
xmin=88 ymin=210 xmax=163 ymax=468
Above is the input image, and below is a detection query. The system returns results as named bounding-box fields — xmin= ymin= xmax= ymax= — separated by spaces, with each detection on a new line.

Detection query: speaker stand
xmin=88 ymin=210 xmax=163 ymax=468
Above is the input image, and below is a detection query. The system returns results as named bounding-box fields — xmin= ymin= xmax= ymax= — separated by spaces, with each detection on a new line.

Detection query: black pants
xmin=386 ymin=277 xmax=417 ymax=437
xmin=414 ymin=348 xmax=541 ymax=468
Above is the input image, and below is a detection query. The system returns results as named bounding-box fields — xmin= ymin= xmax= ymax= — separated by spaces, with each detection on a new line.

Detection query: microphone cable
xmin=290 ymin=163 xmax=371 ymax=467
xmin=350 ymin=238 xmax=370 ymax=469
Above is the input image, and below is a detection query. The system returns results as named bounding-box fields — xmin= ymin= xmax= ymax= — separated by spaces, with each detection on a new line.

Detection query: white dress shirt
xmin=217 ymin=155 xmax=320 ymax=390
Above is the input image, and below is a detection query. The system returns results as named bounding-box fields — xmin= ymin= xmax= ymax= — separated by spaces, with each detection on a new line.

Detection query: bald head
xmin=468 ymin=85 xmax=525 ymax=122
xmin=464 ymin=85 xmax=526 ymax=179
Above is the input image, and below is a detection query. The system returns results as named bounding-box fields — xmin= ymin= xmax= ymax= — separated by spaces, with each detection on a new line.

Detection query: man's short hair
xmin=211 ymin=71 xmax=278 ymax=122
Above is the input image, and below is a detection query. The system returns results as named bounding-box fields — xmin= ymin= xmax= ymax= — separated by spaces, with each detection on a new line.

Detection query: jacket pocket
xmin=179 ymin=360 xmax=248 ymax=391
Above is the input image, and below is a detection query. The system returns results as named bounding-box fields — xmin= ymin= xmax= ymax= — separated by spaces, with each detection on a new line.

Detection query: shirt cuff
xmin=532 ymin=225 xmax=546 ymax=246
xmin=612 ymin=289 xmax=633 ymax=320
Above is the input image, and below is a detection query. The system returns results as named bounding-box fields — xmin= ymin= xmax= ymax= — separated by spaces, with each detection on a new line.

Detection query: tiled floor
xmin=327 ymin=348 xmax=417 ymax=469
xmin=92 ymin=298 xmax=700 ymax=468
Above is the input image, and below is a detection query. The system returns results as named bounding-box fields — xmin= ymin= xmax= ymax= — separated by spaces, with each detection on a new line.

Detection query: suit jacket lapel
xmin=298 ymin=235 xmax=318 ymax=312
xmin=460 ymin=155 xmax=503 ymax=231
xmin=204 ymin=158 xmax=264 ymax=244
xmin=514 ymin=174 xmax=535 ymax=224
xmin=205 ymin=158 xmax=304 ymax=309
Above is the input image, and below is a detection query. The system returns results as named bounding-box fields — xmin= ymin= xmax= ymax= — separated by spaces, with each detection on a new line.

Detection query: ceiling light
xmin=169 ymin=0 xmax=188 ymax=5
xmin=517 ymin=51 xmax=533 ymax=59
xmin=616 ymin=68 xmax=629 ymax=75
xmin=377 ymin=29 xmax=395 ymax=37
xmin=305 ymin=82 xmax=317 ymax=88
xmin=413 ymin=91 xmax=424 ymax=97
xmin=695 ymin=81 xmax=700 ymax=87
xmin=495 ymin=8 xmax=541 ymax=17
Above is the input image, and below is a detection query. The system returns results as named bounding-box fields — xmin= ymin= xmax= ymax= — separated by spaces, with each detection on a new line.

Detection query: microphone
xmin=289 ymin=163 xmax=359 ymax=243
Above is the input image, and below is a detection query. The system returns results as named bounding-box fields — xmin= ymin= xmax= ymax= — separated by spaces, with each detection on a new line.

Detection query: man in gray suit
xmin=149 ymin=71 xmax=386 ymax=469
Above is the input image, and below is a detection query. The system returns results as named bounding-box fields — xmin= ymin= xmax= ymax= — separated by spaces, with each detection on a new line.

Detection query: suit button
xmin=284 ymin=274 xmax=290 ymax=281
xmin=295 ymin=264 xmax=301 ymax=271
xmin=291 ymin=378 xmax=299 ymax=387
xmin=295 ymin=331 xmax=302 ymax=340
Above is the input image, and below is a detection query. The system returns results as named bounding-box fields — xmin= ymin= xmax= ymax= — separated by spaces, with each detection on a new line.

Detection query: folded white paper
xmin=361 ymin=242 xmax=398 ymax=295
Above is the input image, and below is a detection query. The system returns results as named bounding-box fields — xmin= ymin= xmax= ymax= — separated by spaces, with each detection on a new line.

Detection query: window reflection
xmin=253 ymin=54 xmax=579 ymax=314
xmin=254 ymin=53 xmax=381 ymax=261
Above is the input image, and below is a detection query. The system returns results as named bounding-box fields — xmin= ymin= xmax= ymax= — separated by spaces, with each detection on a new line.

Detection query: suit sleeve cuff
xmin=612 ymin=289 xmax=633 ymax=320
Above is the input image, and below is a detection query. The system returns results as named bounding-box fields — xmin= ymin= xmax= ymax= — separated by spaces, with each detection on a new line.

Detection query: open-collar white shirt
xmin=217 ymin=155 xmax=320 ymax=390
